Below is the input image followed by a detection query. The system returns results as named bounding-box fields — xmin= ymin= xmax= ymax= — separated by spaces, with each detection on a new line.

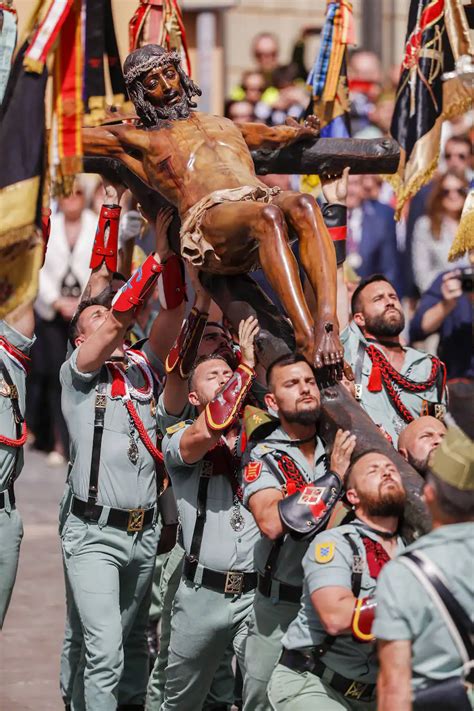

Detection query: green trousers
xmin=62 ymin=513 xmax=158 ymax=711
xmin=243 ymin=591 xmax=300 ymax=711
xmin=268 ymin=664 xmax=376 ymax=711
xmin=0 ymin=503 xmax=23 ymax=628
xmin=161 ymin=574 xmax=255 ymax=711
xmin=146 ymin=543 xmax=236 ymax=711
xmin=148 ymin=551 xmax=168 ymax=623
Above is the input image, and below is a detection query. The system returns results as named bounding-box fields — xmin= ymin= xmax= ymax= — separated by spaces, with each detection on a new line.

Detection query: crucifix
xmin=83 ymin=44 xmax=429 ymax=540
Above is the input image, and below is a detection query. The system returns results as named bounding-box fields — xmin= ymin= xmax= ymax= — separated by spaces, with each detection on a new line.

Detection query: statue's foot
xmin=313 ymin=321 xmax=344 ymax=383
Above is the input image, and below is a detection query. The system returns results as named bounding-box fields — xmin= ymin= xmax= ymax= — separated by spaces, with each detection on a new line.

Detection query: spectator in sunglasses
xmin=251 ymin=32 xmax=281 ymax=88
xmin=412 ymin=171 xmax=470 ymax=293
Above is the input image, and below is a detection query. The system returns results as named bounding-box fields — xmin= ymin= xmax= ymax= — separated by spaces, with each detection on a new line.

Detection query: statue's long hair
xmin=125 ymin=48 xmax=202 ymax=127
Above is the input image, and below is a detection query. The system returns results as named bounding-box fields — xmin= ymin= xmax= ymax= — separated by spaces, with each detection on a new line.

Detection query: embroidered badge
xmin=315 ymin=541 xmax=335 ymax=564
xmin=297 ymin=485 xmax=325 ymax=505
xmin=244 ymin=461 xmax=262 ymax=483
xmin=166 ymin=420 xmax=187 ymax=435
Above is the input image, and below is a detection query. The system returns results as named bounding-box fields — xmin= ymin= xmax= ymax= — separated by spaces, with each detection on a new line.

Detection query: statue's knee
xmin=260 ymin=204 xmax=285 ymax=229
xmin=294 ymin=193 xmax=318 ymax=215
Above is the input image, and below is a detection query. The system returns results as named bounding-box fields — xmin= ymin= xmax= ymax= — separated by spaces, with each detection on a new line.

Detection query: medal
xmin=230 ymin=495 xmax=245 ymax=532
xmin=127 ymin=412 xmax=139 ymax=465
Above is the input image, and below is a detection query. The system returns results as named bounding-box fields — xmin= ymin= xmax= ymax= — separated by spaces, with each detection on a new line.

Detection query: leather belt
xmin=279 ymin=648 xmax=376 ymax=702
xmin=0 ymin=484 xmax=15 ymax=509
xmin=183 ymin=556 xmax=257 ymax=596
xmin=258 ymin=574 xmax=302 ymax=603
xmin=71 ymin=496 xmax=155 ymax=532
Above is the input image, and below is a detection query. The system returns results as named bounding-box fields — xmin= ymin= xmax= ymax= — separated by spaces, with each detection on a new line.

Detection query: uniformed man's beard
xmin=406 ymin=452 xmax=429 ymax=478
xmin=279 ymin=403 xmax=321 ymax=426
xmin=364 ymin=308 xmax=405 ymax=337
xmin=361 ymin=483 xmax=406 ymax=518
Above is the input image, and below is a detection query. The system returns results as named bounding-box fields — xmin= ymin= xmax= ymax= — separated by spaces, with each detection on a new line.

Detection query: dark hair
xmin=345 ymin=448 xmax=390 ymax=488
xmin=112 ymin=272 xmax=127 ymax=282
xmin=266 ymin=352 xmax=312 ymax=388
xmin=272 ymin=63 xmax=299 ymax=89
xmin=224 ymin=99 xmax=254 ymax=121
xmin=425 ymin=170 xmax=469 ymax=239
xmin=350 ymin=274 xmax=395 ymax=315
xmin=445 ymin=134 xmax=471 ymax=152
xmin=123 ymin=45 xmax=201 ymax=127
xmin=68 ymin=297 xmax=105 ymax=347
xmin=426 ymin=472 xmax=474 ymax=521
xmin=188 ymin=353 xmax=230 ymax=392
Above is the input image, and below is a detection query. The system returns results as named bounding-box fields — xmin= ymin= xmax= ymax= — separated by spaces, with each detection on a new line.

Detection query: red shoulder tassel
xmin=368 ymin=364 xmax=382 ymax=392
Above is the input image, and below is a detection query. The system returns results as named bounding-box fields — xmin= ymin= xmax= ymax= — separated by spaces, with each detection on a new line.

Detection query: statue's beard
xmin=140 ymin=95 xmax=192 ymax=126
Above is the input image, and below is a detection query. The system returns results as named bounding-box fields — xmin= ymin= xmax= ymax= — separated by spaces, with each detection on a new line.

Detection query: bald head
xmin=398 ymin=416 xmax=447 ymax=477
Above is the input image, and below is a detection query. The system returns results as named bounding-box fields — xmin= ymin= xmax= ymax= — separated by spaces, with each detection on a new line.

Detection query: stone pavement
xmin=1 ymin=449 xmax=67 ymax=711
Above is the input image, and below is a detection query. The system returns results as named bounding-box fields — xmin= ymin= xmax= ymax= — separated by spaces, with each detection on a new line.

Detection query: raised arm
xmin=163 ymin=264 xmax=211 ymax=417
xmin=82 ymin=124 xmax=150 ymax=184
xmin=76 ymin=253 xmax=162 ymax=373
xmin=240 ymin=115 xmax=320 ymax=152
xmin=178 ymin=317 xmax=258 ymax=464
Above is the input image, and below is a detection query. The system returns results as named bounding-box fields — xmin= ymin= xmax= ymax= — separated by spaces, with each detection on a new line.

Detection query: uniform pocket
xmin=61 ymin=514 xmax=89 ymax=557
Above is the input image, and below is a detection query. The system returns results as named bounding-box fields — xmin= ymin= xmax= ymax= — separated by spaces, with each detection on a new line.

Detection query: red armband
xmin=41 ymin=208 xmax=51 ymax=265
xmin=322 ymin=203 xmax=347 ymax=265
xmin=157 ymin=254 xmax=187 ymax=310
xmin=112 ymin=253 xmax=162 ymax=313
xmin=165 ymin=307 xmax=208 ymax=379
xmin=205 ymin=363 xmax=255 ymax=431
xmin=89 ymin=204 xmax=121 ymax=272
xmin=351 ymin=596 xmax=376 ymax=642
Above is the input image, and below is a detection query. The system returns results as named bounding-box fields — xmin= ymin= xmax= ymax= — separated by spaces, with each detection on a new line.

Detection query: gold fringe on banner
xmin=449 ymin=189 xmax=474 ymax=261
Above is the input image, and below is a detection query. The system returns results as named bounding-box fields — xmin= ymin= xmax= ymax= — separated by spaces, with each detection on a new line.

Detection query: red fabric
xmin=367 ymin=363 xmax=382 ymax=392
xmin=328 ymin=225 xmax=347 ymax=242
xmin=362 ymin=537 xmax=390 ymax=579
xmin=0 ymin=337 xmax=31 ymax=372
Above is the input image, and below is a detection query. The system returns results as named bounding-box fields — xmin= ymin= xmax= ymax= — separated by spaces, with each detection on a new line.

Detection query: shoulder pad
xmin=166 ymin=419 xmax=192 ymax=435
xmin=251 ymin=442 xmax=275 ymax=458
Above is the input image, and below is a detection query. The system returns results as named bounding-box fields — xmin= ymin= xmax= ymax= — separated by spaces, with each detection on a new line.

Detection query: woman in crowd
xmin=412 ymin=170 xmax=469 ymax=293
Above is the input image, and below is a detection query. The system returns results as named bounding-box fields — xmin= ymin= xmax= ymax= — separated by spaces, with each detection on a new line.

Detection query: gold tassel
xmin=449 ymin=189 xmax=474 ymax=262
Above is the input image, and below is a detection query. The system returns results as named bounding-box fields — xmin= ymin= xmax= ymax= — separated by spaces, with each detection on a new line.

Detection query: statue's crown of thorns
xmin=123 ymin=46 xmax=181 ymax=87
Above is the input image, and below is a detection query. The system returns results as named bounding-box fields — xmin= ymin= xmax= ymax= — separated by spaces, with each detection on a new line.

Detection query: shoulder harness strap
xmin=84 ymin=368 xmax=108 ymax=516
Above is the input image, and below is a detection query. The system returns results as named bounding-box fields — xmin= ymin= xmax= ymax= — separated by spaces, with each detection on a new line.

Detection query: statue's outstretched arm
xmin=82 ymin=124 xmax=150 ymax=184
xmin=239 ymin=115 xmax=320 ymax=151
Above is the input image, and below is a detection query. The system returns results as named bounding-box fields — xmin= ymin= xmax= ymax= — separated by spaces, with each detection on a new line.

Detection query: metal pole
xmin=196 ymin=11 xmax=216 ymax=113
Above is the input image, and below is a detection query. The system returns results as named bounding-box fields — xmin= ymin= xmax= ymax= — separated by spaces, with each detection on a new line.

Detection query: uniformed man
xmin=58 ymin=188 xmax=186 ymax=710
xmin=0 ymin=303 xmax=35 ymax=628
xmin=59 ymin=250 xmax=176 ymax=711
xmin=242 ymin=353 xmax=356 ymax=710
xmin=375 ymin=426 xmax=474 ymax=710
xmin=160 ymin=316 xmax=260 ymax=710
xmin=341 ymin=275 xmax=447 ymax=445
xmin=147 ymin=270 xmax=240 ymax=711
xmin=397 ymin=415 xmax=447 ymax=477
xmin=268 ymin=450 xmax=407 ymax=710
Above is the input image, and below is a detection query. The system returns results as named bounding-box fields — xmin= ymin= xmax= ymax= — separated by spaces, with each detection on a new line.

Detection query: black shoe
xmin=117 ymin=705 xmax=145 ymax=710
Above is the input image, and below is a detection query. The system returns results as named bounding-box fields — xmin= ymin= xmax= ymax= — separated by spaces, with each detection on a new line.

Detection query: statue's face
xmin=142 ymin=63 xmax=184 ymax=111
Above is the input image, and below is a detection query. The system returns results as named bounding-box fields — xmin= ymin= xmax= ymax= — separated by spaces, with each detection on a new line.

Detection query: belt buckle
xmin=127 ymin=508 xmax=145 ymax=532
xmin=95 ymin=394 xmax=106 ymax=408
xmin=344 ymin=680 xmax=368 ymax=700
xmin=224 ymin=571 xmax=244 ymax=594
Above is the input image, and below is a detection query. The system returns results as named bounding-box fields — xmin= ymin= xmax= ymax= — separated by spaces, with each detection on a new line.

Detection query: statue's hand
xmin=285 ymin=115 xmax=320 ymax=141
xmin=313 ymin=321 xmax=344 ymax=379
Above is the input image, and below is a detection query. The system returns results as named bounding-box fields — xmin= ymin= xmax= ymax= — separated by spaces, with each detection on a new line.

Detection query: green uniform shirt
xmin=156 ymin=392 xmax=195 ymax=437
xmin=0 ymin=321 xmax=35 ymax=490
xmin=60 ymin=343 xmax=163 ymax=510
xmin=242 ymin=425 xmax=328 ymax=587
xmin=374 ymin=522 xmax=474 ymax=690
xmin=162 ymin=422 xmax=260 ymax=573
xmin=341 ymin=322 xmax=446 ymax=446
xmin=283 ymin=521 xmax=405 ymax=683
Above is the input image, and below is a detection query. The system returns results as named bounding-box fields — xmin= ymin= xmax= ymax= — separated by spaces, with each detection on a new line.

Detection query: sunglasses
xmin=441 ymin=187 xmax=467 ymax=197
xmin=255 ymin=51 xmax=277 ymax=58
xmin=445 ymin=152 xmax=469 ymax=161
